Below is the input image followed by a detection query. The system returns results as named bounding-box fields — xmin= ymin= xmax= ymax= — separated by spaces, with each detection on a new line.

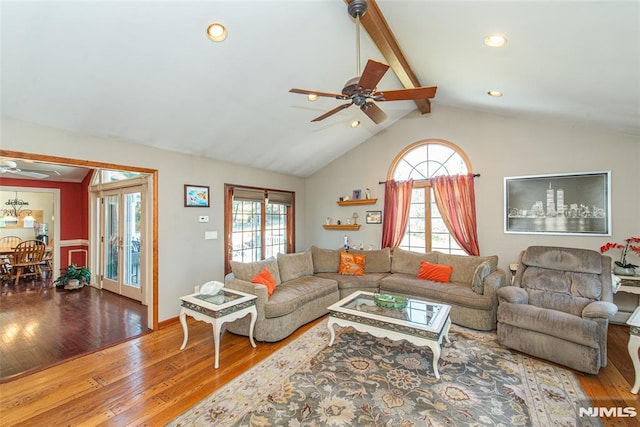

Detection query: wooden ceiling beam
xmin=345 ymin=0 xmax=431 ymax=114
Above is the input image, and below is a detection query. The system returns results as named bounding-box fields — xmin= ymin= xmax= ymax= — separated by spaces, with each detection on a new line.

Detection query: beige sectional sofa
xmin=224 ymin=246 xmax=507 ymax=342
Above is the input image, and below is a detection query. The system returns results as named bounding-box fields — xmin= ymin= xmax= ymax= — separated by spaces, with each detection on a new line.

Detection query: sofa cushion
xmin=437 ymin=252 xmax=498 ymax=284
xmin=230 ymin=256 xmax=281 ymax=285
xmin=277 ymin=251 xmax=314 ymax=282
xmin=315 ymin=272 xmax=387 ymax=290
xmin=264 ymin=276 xmax=338 ymax=319
xmin=338 ymin=251 xmax=365 ymax=275
xmin=347 ymin=248 xmax=391 ymax=273
xmin=380 ymin=273 xmax=494 ymax=310
xmin=417 ymin=261 xmax=453 ymax=283
xmin=391 ymin=248 xmax=438 ymax=275
xmin=252 ymin=268 xmax=276 ymax=297
xmin=311 ymin=246 xmax=340 ymax=273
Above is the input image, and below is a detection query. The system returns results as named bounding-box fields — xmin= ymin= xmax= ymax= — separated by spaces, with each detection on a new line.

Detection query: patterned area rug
xmin=169 ymin=320 xmax=602 ymax=426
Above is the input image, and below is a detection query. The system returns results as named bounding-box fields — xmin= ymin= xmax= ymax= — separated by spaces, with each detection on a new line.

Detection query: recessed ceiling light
xmin=207 ymin=23 xmax=227 ymax=42
xmin=487 ymin=91 xmax=503 ymax=97
xmin=351 ymin=120 xmax=361 ymax=128
xmin=484 ymin=34 xmax=507 ymax=48
xmin=307 ymin=94 xmax=319 ymax=101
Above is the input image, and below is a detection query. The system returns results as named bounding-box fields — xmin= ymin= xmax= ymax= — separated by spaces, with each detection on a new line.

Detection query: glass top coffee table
xmin=327 ymin=290 xmax=451 ymax=379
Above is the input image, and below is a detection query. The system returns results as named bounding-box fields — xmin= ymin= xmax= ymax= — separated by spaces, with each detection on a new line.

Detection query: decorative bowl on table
xmin=374 ymin=293 xmax=408 ymax=309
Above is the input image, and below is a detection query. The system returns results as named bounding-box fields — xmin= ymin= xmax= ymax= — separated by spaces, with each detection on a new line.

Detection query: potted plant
xmin=54 ymin=264 xmax=91 ymax=290
xmin=600 ymin=237 xmax=640 ymax=276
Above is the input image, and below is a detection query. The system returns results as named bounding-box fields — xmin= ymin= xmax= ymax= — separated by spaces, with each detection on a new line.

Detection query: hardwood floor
xmin=0 ymin=315 xmax=637 ymax=426
xmin=0 ymin=278 xmax=148 ymax=383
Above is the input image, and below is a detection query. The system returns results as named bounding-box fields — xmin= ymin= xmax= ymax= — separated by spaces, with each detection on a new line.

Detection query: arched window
xmin=388 ymin=139 xmax=472 ymax=254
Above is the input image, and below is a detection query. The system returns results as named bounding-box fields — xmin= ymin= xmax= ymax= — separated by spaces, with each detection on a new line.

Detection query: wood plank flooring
xmin=0 ymin=315 xmax=637 ymax=426
xmin=0 ymin=279 xmax=148 ymax=383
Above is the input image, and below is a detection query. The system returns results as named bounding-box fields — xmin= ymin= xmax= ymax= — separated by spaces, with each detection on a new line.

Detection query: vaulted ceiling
xmin=2 ymin=1 xmax=638 ymax=178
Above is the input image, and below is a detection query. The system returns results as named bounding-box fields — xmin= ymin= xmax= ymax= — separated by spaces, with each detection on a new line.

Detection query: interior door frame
xmin=0 ymin=185 xmax=60 ymax=277
xmin=0 ymin=149 xmax=159 ymax=330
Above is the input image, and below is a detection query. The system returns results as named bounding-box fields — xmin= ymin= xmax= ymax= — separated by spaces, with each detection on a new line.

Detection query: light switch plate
xmin=205 ymin=231 xmax=218 ymax=240
xmin=199 ymin=216 xmax=209 ymax=223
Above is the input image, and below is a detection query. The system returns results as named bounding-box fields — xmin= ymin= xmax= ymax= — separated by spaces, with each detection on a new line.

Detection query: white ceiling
xmin=2 ymin=1 xmax=639 ymax=178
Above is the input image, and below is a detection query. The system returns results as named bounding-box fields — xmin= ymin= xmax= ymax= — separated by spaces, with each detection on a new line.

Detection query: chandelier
xmin=1 ymin=192 xmax=33 ymax=225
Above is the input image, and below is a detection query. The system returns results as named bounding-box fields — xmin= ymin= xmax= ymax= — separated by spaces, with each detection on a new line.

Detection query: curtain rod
xmin=378 ymin=173 xmax=480 ymax=185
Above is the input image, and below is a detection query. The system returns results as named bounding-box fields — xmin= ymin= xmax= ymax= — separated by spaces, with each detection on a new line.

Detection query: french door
xmin=100 ymin=186 xmax=144 ymax=301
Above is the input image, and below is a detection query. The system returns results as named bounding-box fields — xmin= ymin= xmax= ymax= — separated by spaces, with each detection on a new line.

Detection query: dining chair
xmin=9 ymin=239 xmax=46 ymax=285
xmin=0 ymin=235 xmax=23 ymax=248
xmin=39 ymin=239 xmax=54 ymax=277
xmin=0 ymin=236 xmax=23 ymax=281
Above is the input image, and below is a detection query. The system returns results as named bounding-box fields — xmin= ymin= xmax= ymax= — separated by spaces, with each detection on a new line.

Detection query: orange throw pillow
xmin=252 ymin=268 xmax=276 ymax=296
xmin=338 ymin=251 xmax=365 ymax=276
xmin=417 ymin=261 xmax=453 ymax=283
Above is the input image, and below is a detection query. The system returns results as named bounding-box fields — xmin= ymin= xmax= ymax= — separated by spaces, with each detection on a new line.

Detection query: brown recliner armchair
xmin=496 ymin=246 xmax=617 ymax=374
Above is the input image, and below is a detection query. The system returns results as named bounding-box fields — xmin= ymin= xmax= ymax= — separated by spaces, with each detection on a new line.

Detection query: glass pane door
xmin=100 ymin=187 xmax=144 ymax=301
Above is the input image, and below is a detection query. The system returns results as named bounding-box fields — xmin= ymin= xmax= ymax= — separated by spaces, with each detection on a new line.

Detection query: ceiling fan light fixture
xmin=487 ymin=90 xmax=503 ymax=97
xmin=207 ymin=23 xmax=227 ymax=42
xmin=484 ymin=34 xmax=507 ymax=48
xmin=350 ymin=120 xmax=361 ymax=128
xmin=307 ymin=94 xmax=319 ymax=101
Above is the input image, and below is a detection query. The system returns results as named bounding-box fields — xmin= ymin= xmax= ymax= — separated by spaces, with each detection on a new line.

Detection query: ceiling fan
xmin=0 ymin=159 xmax=52 ymax=179
xmin=289 ymin=0 xmax=437 ymax=124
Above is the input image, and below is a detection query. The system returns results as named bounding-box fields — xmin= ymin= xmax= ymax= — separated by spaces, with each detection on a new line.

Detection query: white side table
xmin=179 ymin=288 xmax=257 ymax=369
xmin=627 ymin=305 xmax=640 ymax=394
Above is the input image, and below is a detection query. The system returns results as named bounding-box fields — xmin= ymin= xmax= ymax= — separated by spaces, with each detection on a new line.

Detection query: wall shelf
xmin=336 ymin=198 xmax=377 ymax=206
xmin=322 ymin=224 xmax=361 ymax=230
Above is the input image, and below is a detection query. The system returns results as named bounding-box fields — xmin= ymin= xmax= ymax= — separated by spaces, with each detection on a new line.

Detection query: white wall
xmin=1 ymin=117 xmax=306 ymax=322
xmin=305 ymin=106 xmax=640 ymax=272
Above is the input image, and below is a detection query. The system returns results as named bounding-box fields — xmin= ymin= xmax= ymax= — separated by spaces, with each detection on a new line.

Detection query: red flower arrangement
xmin=600 ymin=237 xmax=640 ymax=269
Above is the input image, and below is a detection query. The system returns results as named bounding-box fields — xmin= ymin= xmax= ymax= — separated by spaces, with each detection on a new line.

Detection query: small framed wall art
xmin=184 ymin=184 xmax=210 ymax=207
xmin=366 ymin=210 xmax=382 ymax=224
xmin=352 ymin=189 xmax=362 ymax=200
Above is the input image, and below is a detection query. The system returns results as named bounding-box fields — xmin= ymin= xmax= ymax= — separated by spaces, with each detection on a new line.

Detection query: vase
xmin=613 ymin=266 xmax=636 ymax=276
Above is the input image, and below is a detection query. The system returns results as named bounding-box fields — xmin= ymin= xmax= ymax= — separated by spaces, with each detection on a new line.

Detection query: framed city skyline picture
xmin=504 ymin=171 xmax=610 ymax=236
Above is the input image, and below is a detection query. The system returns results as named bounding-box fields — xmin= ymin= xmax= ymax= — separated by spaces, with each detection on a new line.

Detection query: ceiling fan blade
xmin=358 ymin=59 xmax=390 ymax=91
xmin=289 ymin=88 xmax=346 ymax=99
xmin=361 ymin=102 xmax=387 ymax=124
xmin=375 ymin=86 xmax=438 ymax=101
xmin=4 ymin=169 xmax=49 ymax=179
xmin=311 ymin=103 xmax=353 ymax=122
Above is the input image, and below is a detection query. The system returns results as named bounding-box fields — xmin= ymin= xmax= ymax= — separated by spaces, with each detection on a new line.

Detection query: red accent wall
xmin=0 ymin=175 xmax=92 ymax=265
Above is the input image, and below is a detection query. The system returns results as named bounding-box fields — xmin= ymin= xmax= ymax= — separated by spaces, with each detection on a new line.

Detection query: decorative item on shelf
xmin=352 ymin=212 xmax=359 ymax=225
xmin=325 ymin=217 xmax=332 ymax=225
xmin=337 ymin=220 xmax=341 ymax=225
xmin=374 ymin=293 xmax=408 ymax=309
xmin=54 ymin=264 xmax=91 ymax=290
xmin=365 ymin=188 xmax=371 ymax=199
xmin=352 ymin=189 xmax=361 ymax=200
xmin=346 ymin=218 xmax=351 ymax=225
xmin=601 ymin=237 xmax=640 ymax=276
